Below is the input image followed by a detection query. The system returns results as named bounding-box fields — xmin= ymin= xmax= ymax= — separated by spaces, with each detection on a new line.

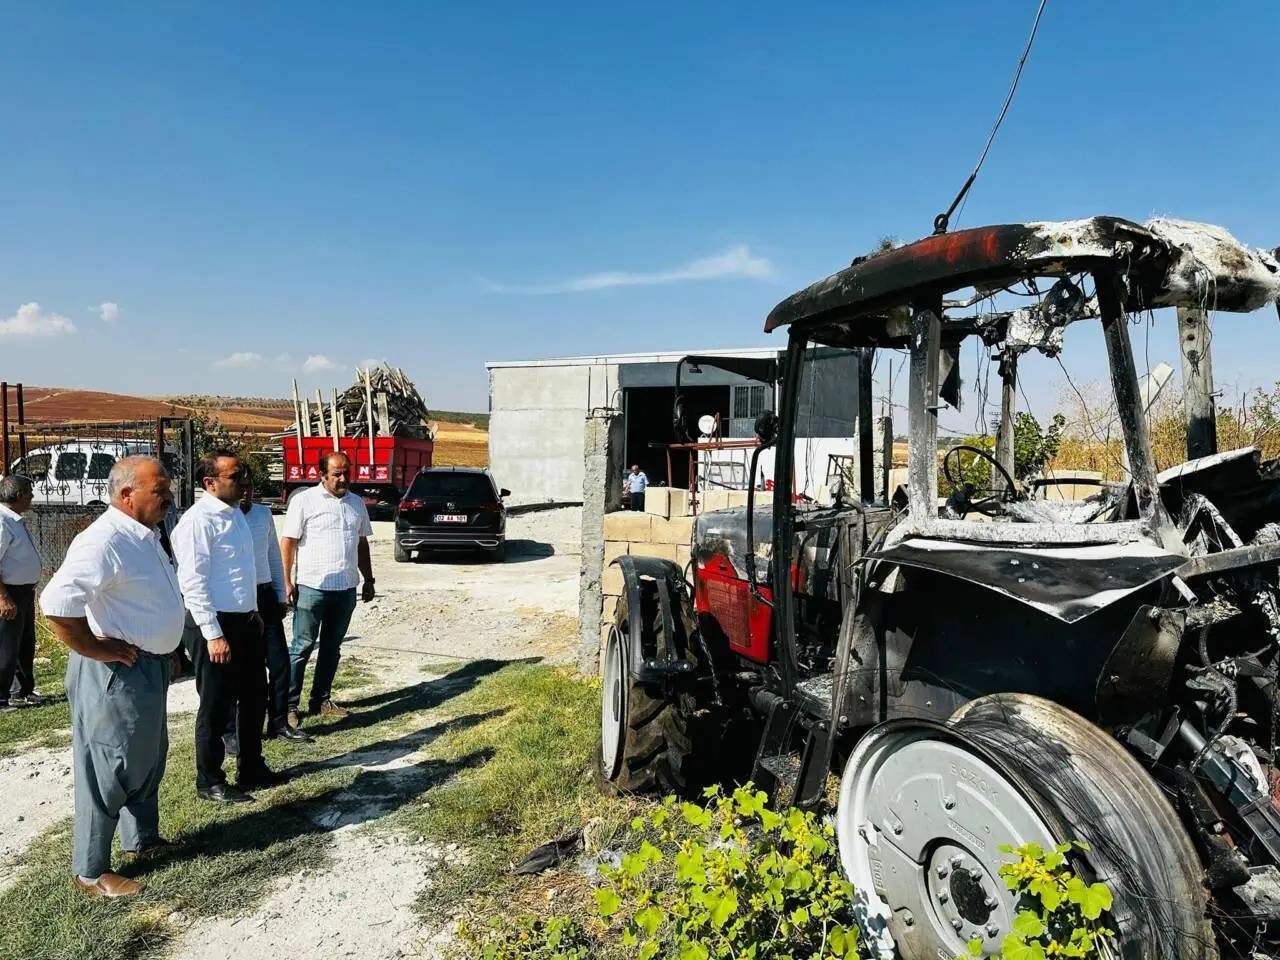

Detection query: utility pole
xmin=1177 ymin=307 xmax=1217 ymax=460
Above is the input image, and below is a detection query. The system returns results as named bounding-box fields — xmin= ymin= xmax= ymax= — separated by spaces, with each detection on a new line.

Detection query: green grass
xmin=379 ymin=662 xmax=642 ymax=923
xmin=0 ymin=655 xmax=631 ymax=959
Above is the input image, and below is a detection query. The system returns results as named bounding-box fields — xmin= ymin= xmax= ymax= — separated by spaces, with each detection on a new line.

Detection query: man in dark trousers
xmin=173 ymin=450 xmax=278 ymax=802
xmin=0 ymin=474 xmax=41 ymax=711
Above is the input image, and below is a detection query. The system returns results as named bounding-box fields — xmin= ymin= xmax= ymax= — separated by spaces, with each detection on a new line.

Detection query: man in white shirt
xmin=0 ymin=474 xmax=42 ymax=710
xmin=240 ymin=471 xmax=309 ymax=742
xmin=41 ymin=457 xmax=185 ymax=898
xmin=281 ymin=451 xmax=375 ymax=727
xmin=625 ymin=464 xmax=648 ymax=512
xmin=172 ymin=450 xmax=277 ymax=802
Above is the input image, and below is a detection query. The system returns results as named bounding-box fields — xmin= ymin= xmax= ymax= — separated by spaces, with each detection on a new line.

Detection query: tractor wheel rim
xmin=600 ymin=625 xmax=626 ymax=779
xmin=836 ymin=724 xmax=1058 ymax=958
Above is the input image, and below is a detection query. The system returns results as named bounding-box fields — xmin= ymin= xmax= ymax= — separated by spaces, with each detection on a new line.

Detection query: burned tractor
xmin=597 ymin=216 xmax=1280 ymax=959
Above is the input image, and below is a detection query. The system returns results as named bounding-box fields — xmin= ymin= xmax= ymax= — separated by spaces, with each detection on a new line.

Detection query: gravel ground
xmin=0 ymin=506 xmax=586 ymax=950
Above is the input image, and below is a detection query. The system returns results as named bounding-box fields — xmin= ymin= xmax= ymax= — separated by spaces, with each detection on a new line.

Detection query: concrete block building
xmin=486 ymin=347 xmax=862 ymax=505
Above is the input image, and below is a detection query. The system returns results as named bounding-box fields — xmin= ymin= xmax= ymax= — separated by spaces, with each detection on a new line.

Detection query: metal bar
xmin=857 ymin=350 xmax=875 ymax=502
xmin=15 ymin=383 xmax=26 ymax=463
xmin=995 ymin=350 xmax=1017 ymax=494
xmin=880 ymin=414 xmax=893 ymax=502
xmin=1177 ymin=540 xmax=1280 ymax=581
xmin=907 ymin=303 xmax=942 ymax=521
xmin=1096 ymin=270 xmax=1175 ymax=545
xmin=1177 ymin=307 xmax=1217 ymax=459
xmin=330 ymin=388 xmax=340 ymax=451
xmin=291 ymin=378 xmax=305 ymax=458
xmin=1 ymin=381 xmax=8 ymax=476
xmin=770 ymin=333 xmax=806 ymax=697
xmin=365 ymin=366 xmax=376 ymax=461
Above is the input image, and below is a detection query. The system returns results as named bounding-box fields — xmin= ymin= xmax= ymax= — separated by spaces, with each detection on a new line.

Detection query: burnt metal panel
xmin=871 ymin=538 xmax=1185 ymax=623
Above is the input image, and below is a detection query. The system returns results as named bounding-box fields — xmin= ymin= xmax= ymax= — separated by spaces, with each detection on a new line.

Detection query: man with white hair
xmin=41 ymin=456 xmax=185 ymax=898
xmin=0 ymin=474 xmax=41 ymax=710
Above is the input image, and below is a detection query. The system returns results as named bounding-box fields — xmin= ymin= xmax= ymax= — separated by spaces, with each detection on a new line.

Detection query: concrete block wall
xmin=597 ymin=495 xmax=695 ymax=658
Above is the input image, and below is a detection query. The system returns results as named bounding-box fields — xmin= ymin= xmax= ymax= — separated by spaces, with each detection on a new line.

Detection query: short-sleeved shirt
xmin=39 ymin=506 xmax=185 ymax=654
xmin=626 ymin=472 xmax=648 ymax=494
xmin=282 ymin=485 xmax=373 ymax=591
xmin=0 ymin=503 xmax=41 ymax=586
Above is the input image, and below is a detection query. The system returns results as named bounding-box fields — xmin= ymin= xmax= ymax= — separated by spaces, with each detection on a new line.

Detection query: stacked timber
xmin=286 ymin=364 xmax=434 ymax=440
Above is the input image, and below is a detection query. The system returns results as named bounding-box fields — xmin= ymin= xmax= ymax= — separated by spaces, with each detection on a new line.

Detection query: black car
xmin=393 ymin=467 xmax=510 ymax=563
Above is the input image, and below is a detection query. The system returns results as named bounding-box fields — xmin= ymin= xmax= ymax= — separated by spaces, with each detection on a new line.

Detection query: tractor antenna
xmin=933 ymin=0 xmax=1051 ymax=235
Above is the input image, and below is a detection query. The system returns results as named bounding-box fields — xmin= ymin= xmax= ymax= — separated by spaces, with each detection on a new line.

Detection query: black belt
xmin=216 ymin=610 xmax=258 ymax=620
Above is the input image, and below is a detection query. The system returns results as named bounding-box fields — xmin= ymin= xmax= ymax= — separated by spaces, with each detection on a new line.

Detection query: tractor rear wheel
xmin=597 ymin=579 xmax=710 ymax=797
xmin=837 ymin=694 xmax=1214 ymax=960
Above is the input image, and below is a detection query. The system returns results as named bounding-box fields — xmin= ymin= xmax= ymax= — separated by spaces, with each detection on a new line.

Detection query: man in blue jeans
xmin=280 ymin=451 xmax=376 ymax=729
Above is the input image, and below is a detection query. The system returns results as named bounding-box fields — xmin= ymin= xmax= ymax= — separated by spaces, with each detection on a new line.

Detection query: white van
xmin=10 ymin=440 xmax=161 ymax=505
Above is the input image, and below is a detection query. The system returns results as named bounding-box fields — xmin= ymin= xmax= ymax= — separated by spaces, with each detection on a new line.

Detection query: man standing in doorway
xmin=625 ymin=464 xmax=648 ymax=512
xmin=0 ymin=475 xmax=41 ymax=710
xmin=173 ymin=450 xmax=276 ymax=802
xmin=41 ymin=457 xmax=185 ymax=898
xmin=281 ymin=451 xmax=375 ymax=728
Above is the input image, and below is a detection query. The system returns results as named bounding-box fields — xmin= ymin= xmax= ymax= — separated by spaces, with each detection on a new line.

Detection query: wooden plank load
xmin=289 ymin=364 xmax=433 ymax=440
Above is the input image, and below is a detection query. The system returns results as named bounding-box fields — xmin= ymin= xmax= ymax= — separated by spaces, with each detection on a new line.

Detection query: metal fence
xmin=2 ymin=382 xmax=196 ymax=573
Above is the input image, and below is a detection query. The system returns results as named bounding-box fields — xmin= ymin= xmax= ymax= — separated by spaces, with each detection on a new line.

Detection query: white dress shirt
xmin=0 ymin=503 xmax=41 ymax=586
xmin=243 ymin=501 xmax=286 ymax=602
xmin=282 ymin=485 xmax=373 ymax=591
xmin=172 ymin=494 xmax=258 ymax=641
xmin=40 ymin=506 xmax=185 ymax=655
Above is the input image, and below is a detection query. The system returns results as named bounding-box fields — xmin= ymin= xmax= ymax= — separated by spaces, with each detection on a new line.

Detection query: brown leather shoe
xmin=287 ymin=709 xmax=304 ymax=729
xmin=74 ymin=873 xmax=145 ymax=898
xmin=312 ymin=699 xmax=349 ymax=719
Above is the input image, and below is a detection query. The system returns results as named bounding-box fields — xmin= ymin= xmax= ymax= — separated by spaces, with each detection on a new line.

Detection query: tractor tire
xmin=393 ymin=540 xmax=410 ymax=563
xmin=837 ymin=694 xmax=1214 ymax=960
xmin=596 ymin=578 xmax=711 ymax=797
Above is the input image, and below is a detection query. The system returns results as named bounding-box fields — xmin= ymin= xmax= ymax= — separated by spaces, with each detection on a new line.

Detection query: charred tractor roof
xmin=766 ymin=217 xmax=1280 ymax=348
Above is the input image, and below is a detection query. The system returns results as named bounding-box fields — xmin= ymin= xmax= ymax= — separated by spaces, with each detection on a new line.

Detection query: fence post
xmin=1 ymin=381 xmax=9 ymax=475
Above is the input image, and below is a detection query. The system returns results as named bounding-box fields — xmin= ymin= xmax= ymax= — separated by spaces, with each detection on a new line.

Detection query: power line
xmin=933 ymin=0 xmax=1051 ymax=234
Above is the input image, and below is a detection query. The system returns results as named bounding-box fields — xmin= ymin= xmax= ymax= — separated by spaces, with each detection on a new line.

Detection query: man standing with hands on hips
xmin=282 ymin=451 xmax=375 ymax=729
xmin=41 ymin=457 xmax=185 ymax=898
xmin=173 ymin=450 xmax=278 ymax=803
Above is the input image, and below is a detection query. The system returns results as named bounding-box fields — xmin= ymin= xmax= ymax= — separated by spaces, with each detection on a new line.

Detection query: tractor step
xmin=758 ymin=752 xmax=801 ymax=805
xmin=794 ymin=673 xmax=835 ymax=721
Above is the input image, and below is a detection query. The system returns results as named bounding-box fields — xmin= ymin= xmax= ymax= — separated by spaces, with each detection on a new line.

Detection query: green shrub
xmin=967 ymin=841 xmax=1114 ymax=960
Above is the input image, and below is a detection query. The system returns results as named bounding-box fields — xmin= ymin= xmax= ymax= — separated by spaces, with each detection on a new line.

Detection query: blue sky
xmin=0 ymin=1 xmax=1276 ymax=414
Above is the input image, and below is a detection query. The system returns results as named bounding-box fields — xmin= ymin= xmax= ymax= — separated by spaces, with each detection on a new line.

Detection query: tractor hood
xmin=872 ymin=538 xmax=1185 ymax=623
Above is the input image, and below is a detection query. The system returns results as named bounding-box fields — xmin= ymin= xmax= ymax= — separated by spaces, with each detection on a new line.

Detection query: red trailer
xmin=283 ymin=435 xmax=433 ymax=518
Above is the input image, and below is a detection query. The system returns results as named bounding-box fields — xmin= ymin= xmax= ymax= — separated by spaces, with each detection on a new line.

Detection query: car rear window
xmin=409 ymin=473 xmax=495 ymax=501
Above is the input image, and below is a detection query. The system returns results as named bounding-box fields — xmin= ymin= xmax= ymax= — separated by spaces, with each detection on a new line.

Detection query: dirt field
xmin=0 ymin=507 xmax=582 ymax=956
xmin=9 ymin=386 xmax=489 ymax=466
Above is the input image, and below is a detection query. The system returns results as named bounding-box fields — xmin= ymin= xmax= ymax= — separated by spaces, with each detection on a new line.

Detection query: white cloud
xmin=357 ymin=357 xmax=385 ymax=371
xmin=96 ymin=302 xmax=119 ymax=323
xmin=0 ymin=302 xmax=77 ymax=340
xmin=303 ymin=354 xmax=338 ymax=373
xmin=487 ymin=244 xmax=774 ymax=295
xmin=212 ymin=351 xmax=264 ymax=369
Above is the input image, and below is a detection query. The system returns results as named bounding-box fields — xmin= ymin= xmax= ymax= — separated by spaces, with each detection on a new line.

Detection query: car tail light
xmin=478 ymin=502 xmax=502 ymax=512
xmin=400 ymin=499 xmax=425 ymax=510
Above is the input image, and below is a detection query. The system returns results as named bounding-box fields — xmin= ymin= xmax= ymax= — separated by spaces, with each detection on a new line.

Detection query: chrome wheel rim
xmin=600 ymin=624 xmax=627 ymax=780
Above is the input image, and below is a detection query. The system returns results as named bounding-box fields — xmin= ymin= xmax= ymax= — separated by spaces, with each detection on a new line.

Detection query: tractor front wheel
xmin=597 ymin=579 xmax=710 ymax=797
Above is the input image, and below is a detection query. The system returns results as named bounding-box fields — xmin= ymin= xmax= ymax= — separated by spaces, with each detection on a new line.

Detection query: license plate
xmin=434 ymin=514 xmax=468 ymax=523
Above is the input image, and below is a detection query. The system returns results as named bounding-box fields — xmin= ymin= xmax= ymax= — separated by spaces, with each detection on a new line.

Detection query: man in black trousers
xmin=172 ymin=450 xmax=279 ymax=802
